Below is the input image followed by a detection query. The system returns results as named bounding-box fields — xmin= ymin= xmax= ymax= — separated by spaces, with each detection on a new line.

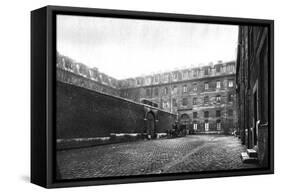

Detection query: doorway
xmin=253 ymin=90 xmax=258 ymax=146
xmin=146 ymin=112 xmax=156 ymax=139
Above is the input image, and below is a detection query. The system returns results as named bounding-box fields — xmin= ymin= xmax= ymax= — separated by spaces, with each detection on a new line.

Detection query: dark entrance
xmin=146 ymin=112 xmax=156 ymax=139
xmin=253 ymin=90 xmax=258 ymax=146
xmin=180 ymin=114 xmax=188 ymax=129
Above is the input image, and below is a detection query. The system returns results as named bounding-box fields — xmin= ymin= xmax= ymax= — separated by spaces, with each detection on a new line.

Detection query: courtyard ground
xmin=57 ymin=135 xmax=259 ymax=179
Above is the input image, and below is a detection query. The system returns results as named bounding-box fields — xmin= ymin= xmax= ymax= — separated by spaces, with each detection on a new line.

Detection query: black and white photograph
xmin=55 ymin=13 xmax=271 ymax=181
xmin=1 ymin=0 xmax=280 ymax=192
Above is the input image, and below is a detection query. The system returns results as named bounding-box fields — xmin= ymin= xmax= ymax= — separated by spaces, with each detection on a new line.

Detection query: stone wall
xmin=57 ymin=81 xmax=176 ymax=149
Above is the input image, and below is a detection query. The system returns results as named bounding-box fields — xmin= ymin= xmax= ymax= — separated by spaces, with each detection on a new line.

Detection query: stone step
xmin=240 ymin=152 xmax=258 ymax=163
xmin=247 ymin=149 xmax=258 ymax=158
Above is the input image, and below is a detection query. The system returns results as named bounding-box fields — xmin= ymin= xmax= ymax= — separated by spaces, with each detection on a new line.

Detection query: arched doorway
xmin=146 ymin=112 xmax=156 ymax=139
xmin=180 ymin=114 xmax=189 ymax=127
xmin=180 ymin=113 xmax=189 ymax=134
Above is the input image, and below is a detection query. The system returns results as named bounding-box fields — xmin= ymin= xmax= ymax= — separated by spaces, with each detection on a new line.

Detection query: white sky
xmin=57 ymin=15 xmax=238 ymax=79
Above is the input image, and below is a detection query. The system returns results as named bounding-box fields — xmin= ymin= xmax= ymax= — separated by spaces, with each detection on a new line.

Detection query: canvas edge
xmin=30 ymin=5 xmax=274 ymax=188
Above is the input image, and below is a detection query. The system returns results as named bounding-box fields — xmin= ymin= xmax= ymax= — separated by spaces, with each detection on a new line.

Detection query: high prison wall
xmin=56 ymin=81 xmax=176 ymax=149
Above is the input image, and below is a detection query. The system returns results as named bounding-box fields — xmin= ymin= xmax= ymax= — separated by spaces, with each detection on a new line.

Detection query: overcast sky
xmin=57 ymin=15 xmax=238 ymax=79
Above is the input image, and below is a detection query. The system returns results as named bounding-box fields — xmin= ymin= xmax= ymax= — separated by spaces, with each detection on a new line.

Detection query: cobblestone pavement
xmin=57 ymin=135 xmax=259 ymax=179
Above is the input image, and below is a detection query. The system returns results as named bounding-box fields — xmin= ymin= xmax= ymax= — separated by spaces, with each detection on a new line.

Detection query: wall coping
xmin=57 ymin=80 xmax=177 ymax=116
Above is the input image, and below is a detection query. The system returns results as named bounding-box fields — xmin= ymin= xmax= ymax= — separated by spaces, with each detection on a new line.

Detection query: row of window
xmin=193 ymin=120 xmax=222 ymax=131
xmin=191 ymin=94 xmax=234 ymax=105
xmin=191 ymin=109 xmax=234 ymax=118
xmin=137 ymin=65 xmax=235 ymax=86
xmin=177 ymin=94 xmax=234 ymax=106
xmin=182 ymin=65 xmax=235 ymax=79
xmin=163 ymin=94 xmax=234 ymax=108
xmin=181 ymin=80 xmax=234 ymax=93
xmin=145 ymin=80 xmax=234 ymax=97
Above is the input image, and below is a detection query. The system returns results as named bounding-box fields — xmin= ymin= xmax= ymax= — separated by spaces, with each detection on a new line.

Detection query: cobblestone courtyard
xmin=57 ymin=135 xmax=259 ymax=179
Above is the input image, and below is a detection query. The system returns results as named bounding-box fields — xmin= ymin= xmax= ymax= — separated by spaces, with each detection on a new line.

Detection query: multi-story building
xmin=119 ymin=61 xmax=238 ymax=134
xmin=57 ymin=52 xmax=238 ymax=135
xmin=236 ymin=25 xmax=270 ymax=167
xmin=56 ymin=52 xmax=120 ymax=96
xmin=56 ymin=52 xmax=177 ymax=147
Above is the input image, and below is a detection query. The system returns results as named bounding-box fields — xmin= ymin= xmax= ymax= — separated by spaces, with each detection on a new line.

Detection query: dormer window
xmin=193 ymin=70 xmax=198 ymax=77
xmin=216 ymin=65 xmax=221 ymax=73
xmin=154 ymin=75 xmax=159 ymax=83
xmin=183 ymin=71 xmax=188 ymax=79
xmin=146 ymin=77 xmax=152 ymax=85
xmin=164 ymin=74 xmax=169 ymax=82
xmin=204 ymin=68 xmax=209 ymax=75
xmin=227 ymin=64 xmax=235 ymax=72
xmin=173 ymin=72 xmax=178 ymax=80
xmin=137 ymin=79 xmax=141 ymax=85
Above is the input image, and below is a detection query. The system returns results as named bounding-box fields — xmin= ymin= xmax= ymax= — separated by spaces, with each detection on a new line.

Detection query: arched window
xmin=180 ymin=114 xmax=189 ymax=121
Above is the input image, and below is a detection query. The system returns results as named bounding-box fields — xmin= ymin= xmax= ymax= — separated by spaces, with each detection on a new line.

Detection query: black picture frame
xmin=31 ymin=5 xmax=274 ymax=188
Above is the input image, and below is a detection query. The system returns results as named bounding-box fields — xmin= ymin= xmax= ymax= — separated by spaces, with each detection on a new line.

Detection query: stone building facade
xmin=119 ymin=62 xmax=238 ymax=134
xmin=57 ymin=52 xmax=238 ymax=135
xmin=236 ymin=25 xmax=270 ymax=167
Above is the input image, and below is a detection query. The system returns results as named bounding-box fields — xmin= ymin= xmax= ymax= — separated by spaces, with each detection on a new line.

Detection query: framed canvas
xmin=31 ymin=5 xmax=274 ymax=188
